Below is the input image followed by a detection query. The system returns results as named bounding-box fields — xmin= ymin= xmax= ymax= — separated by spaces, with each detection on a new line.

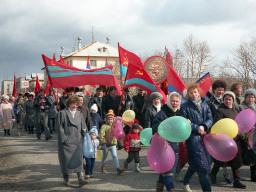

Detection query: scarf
xmin=153 ymin=104 xmax=161 ymax=112
xmin=192 ymin=97 xmax=202 ymax=110
xmin=68 ymin=108 xmax=76 ymax=119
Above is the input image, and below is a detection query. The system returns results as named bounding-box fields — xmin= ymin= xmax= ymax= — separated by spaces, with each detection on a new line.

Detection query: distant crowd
xmin=1 ymin=82 xmax=256 ymax=192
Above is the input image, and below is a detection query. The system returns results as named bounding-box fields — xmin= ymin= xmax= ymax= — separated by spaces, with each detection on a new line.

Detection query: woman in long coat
xmin=56 ymin=95 xmax=88 ymax=187
xmin=211 ymin=91 xmax=245 ymax=189
xmin=152 ymin=92 xmax=182 ymax=192
xmin=23 ymin=94 xmax=35 ymax=134
xmin=181 ymin=83 xmax=213 ymax=192
xmin=237 ymin=89 xmax=256 ymax=182
xmin=1 ymin=95 xmax=14 ymax=135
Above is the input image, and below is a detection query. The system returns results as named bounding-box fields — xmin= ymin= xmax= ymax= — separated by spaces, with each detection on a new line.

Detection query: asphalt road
xmin=0 ymin=128 xmax=255 ymax=192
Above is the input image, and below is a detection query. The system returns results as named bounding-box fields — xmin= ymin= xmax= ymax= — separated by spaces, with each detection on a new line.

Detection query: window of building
xmin=90 ymin=60 xmax=97 ymax=67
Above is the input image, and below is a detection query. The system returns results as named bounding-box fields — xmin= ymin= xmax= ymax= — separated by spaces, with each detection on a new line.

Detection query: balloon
xmin=235 ymin=109 xmax=256 ymax=135
xmin=83 ymin=133 xmax=95 ymax=158
xmin=204 ymin=133 xmax=238 ymax=162
xmin=210 ymin=118 xmax=238 ymax=138
xmin=114 ymin=116 xmax=123 ymax=124
xmin=122 ymin=110 xmax=135 ymax=122
xmin=123 ymin=120 xmax=134 ymax=127
xmin=158 ymin=116 xmax=191 ymax=142
xmin=140 ymin=128 xmax=153 ymax=146
xmin=147 ymin=133 xmax=175 ymax=173
xmin=114 ymin=120 xmax=124 ymax=140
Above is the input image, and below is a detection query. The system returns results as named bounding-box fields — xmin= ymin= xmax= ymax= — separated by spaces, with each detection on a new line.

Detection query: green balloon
xmin=140 ymin=128 xmax=153 ymax=146
xmin=158 ymin=116 xmax=191 ymax=142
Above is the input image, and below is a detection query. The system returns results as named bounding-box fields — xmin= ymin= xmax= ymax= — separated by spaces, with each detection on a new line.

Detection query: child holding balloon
xmin=99 ymin=109 xmax=124 ymax=175
xmin=123 ymin=123 xmax=141 ymax=172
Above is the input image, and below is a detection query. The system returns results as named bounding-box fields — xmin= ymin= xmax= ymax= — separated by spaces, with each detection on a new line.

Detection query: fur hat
xmin=106 ymin=109 xmax=115 ymax=119
xmin=223 ymin=91 xmax=236 ymax=101
xmin=90 ymin=104 xmax=98 ymax=112
xmin=244 ymin=88 xmax=256 ymax=98
xmin=149 ymin=92 xmax=163 ymax=101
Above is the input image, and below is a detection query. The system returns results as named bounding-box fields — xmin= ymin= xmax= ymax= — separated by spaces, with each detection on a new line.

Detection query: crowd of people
xmin=0 ymin=82 xmax=256 ymax=192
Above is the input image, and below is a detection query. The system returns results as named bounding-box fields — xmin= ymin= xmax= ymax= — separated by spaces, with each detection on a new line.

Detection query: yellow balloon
xmin=122 ymin=110 xmax=135 ymax=122
xmin=210 ymin=118 xmax=238 ymax=138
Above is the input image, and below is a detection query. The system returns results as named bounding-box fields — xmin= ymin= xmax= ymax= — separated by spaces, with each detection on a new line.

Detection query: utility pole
xmin=92 ymin=26 xmax=94 ymax=43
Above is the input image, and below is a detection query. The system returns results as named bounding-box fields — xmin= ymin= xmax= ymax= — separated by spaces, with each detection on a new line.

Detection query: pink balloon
xmin=147 ymin=133 xmax=175 ymax=173
xmin=123 ymin=120 xmax=134 ymax=127
xmin=235 ymin=109 xmax=256 ymax=135
xmin=114 ymin=120 xmax=124 ymax=140
xmin=204 ymin=133 xmax=238 ymax=162
xmin=114 ymin=116 xmax=123 ymax=124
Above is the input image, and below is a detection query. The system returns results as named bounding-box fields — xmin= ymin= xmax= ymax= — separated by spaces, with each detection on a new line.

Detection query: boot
xmin=156 ymin=181 xmax=164 ymax=192
xmin=233 ymin=169 xmax=246 ymax=189
xmin=4 ymin=129 xmax=6 ymax=136
xmin=77 ymin=172 xmax=89 ymax=187
xmin=7 ymin=129 xmax=11 ymax=135
xmin=63 ymin=173 xmax=69 ymax=185
xmin=135 ymin=163 xmax=140 ymax=172
xmin=250 ymin=165 xmax=256 ymax=182
xmin=117 ymin=167 xmax=124 ymax=175
xmin=101 ymin=166 xmax=106 ymax=173
xmin=124 ymin=160 xmax=128 ymax=169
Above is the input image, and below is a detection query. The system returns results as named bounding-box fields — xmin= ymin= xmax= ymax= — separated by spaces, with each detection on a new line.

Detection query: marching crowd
xmin=0 ymin=81 xmax=256 ymax=192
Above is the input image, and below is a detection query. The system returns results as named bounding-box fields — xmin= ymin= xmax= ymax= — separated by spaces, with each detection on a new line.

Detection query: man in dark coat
xmin=120 ymin=88 xmax=134 ymax=115
xmin=77 ymin=93 xmax=93 ymax=130
xmin=91 ymin=87 xmax=104 ymax=118
xmin=47 ymin=88 xmax=58 ymax=133
xmin=132 ymin=88 xmax=147 ymax=127
xmin=34 ymin=89 xmax=52 ymax=140
xmin=102 ymin=86 xmax=121 ymax=119
xmin=59 ymin=88 xmax=75 ymax=110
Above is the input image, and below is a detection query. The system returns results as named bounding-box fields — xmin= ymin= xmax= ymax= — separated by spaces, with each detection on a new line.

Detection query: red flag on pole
xmin=12 ymin=74 xmax=16 ymax=98
xmin=165 ymin=46 xmax=173 ymax=68
xmin=196 ymin=72 xmax=212 ymax=97
xmin=60 ymin=56 xmax=66 ymax=64
xmin=34 ymin=75 xmax=42 ymax=95
xmin=87 ymin=55 xmax=91 ymax=69
xmin=53 ymin=53 xmax=56 ymax=61
xmin=45 ymin=79 xmax=52 ymax=95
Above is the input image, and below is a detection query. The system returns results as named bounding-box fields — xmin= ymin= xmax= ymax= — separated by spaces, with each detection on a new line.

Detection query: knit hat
xmin=89 ymin=127 xmax=98 ymax=137
xmin=244 ymin=88 xmax=256 ymax=98
xmin=90 ymin=103 xmax=98 ymax=112
xmin=149 ymin=92 xmax=163 ymax=101
xmin=106 ymin=109 xmax=115 ymax=119
xmin=223 ymin=91 xmax=236 ymax=101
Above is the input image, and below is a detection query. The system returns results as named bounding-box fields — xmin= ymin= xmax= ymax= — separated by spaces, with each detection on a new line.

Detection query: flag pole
xmin=117 ymin=43 xmax=124 ymax=116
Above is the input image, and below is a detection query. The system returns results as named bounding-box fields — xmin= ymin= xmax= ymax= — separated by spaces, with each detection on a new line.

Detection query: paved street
xmin=0 ymin=128 xmax=255 ymax=192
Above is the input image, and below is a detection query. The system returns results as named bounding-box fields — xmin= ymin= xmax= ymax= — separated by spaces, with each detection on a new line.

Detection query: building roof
xmin=64 ymin=41 xmax=119 ymax=58
xmin=31 ymin=73 xmax=44 ymax=80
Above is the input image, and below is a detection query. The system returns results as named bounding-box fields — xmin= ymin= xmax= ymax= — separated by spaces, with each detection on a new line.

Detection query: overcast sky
xmin=0 ymin=0 xmax=256 ymax=87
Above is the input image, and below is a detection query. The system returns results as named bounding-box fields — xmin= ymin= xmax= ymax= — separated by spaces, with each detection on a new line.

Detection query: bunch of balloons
xmin=205 ymin=118 xmax=239 ymax=162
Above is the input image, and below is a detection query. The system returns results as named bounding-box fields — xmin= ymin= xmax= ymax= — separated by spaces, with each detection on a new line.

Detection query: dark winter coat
xmin=77 ymin=105 xmax=93 ymax=130
xmin=207 ymin=95 xmax=222 ymax=118
xmin=214 ymin=103 xmax=242 ymax=169
xmin=56 ymin=108 xmax=87 ymax=174
xmin=144 ymin=104 xmax=162 ymax=128
xmin=23 ymin=100 xmax=35 ymax=127
xmin=124 ymin=130 xmax=141 ymax=151
xmin=102 ymin=94 xmax=121 ymax=118
xmin=83 ymin=95 xmax=91 ymax=109
xmin=132 ymin=93 xmax=147 ymax=126
xmin=120 ymin=94 xmax=134 ymax=115
xmin=90 ymin=112 xmax=104 ymax=130
xmin=59 ymin=96 xmax=68 ymax=111
xmin=34 ymin=95 xmax=51 ymax=113
xmin=181 ymin=97 xmax=213 ymax=172
xmin=47 ymin=94 xmax=58 ymax=118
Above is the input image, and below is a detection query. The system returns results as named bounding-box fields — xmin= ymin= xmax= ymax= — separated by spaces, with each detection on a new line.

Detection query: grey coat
xmin=47 ymin=94 xmax=58 ymax=118
xmin=23 ymin=100 xmax=35 ymax=127
xmin=56 ymin=108 xmax=88 ymax=174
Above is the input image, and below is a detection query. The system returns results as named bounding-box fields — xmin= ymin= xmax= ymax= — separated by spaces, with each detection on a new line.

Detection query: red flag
xmin=87 ymin=55 xmax=91 ymax=69
xmin=60 ymin=56 xmax=66 ymax=64
xmin=53 ymin=53 xmax=56 ymax=61
xmin=167 ymin=66 xmax=186 ymax=95
xmin=165 ymin=46 xmax=173 ymax=68
xmin=34 ymin=75 xmax=42 ymax=94
xmin=42 ymin=54 xmax=122 ymax=95
xmin=12 ymin=75 xmax=16 ymax=98
xmin=196 ymin=72 xmax=212 ymax=97
xmin=45 ymin=79 xmax=52 ymax=95
xmin=105 ymin=57 xmax=110 ymax=67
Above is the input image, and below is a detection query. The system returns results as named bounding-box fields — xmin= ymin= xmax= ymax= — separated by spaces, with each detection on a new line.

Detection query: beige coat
xmin=0 ymin=103 xmax=14 ymax=130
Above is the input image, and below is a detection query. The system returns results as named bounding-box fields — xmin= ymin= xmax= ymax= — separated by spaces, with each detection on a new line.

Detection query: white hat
xmin=2 ymin=95 xmax=9 ymax=100
xmin=90 ymin=104 xmax=98 ymax=112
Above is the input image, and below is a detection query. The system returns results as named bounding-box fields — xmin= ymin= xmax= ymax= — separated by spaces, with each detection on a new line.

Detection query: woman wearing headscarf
xmin=210 ymin=91 xmax=245 ymax=189
xmin=181 ymin=83 xmax=213 ymax=192
xmin=0 ymin=95 xmax=14 ymax=135
xmin=144 ymin=92 xmax=163 ymax=128
xmin=238 ymin=89 xmax=256 ymax=182
xmin=56 ymin=95 xmax=88 ymax=187
xmin=152 ymin=92 xmax=182 ymax=192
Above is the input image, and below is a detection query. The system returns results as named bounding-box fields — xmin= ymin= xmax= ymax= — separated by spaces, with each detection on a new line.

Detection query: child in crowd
xmin=85 ymin=128 xmax=105 ymax=179
xmin=90 ymin=103 xmax=104 ymax=131
xmin=123 ymin=123 xmax=141 ymax=172
xmin=99 ymin=109 xmax=124 ymax=175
